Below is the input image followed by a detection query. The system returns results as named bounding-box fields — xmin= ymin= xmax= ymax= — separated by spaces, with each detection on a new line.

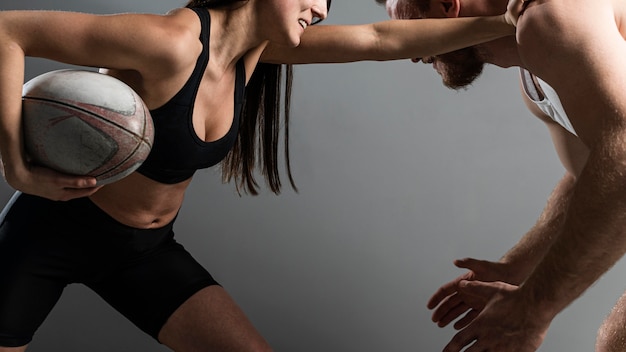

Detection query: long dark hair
xmin=186 ymin=0 xmax=296 ymax=195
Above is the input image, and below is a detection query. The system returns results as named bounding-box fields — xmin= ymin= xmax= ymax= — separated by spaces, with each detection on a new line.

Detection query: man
xmin=379 ymin=0 xmax=626 ymax=351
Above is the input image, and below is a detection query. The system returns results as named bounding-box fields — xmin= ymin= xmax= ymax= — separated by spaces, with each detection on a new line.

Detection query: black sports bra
xmin=136 ymin=7 xmax=246 ymax=184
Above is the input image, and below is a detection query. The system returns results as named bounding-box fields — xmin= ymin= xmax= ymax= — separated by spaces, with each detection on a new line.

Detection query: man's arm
xmin=428 ymin=97 xmax=586 ymax=329
xmin=428 ymin=173 xmax=575 ymax=329
xmin=498 ymin=174 xmax=575 ymax=280
xmin=514 ymin=0 xmax=626 ymax=318
xmin=498 ymin=90 xmax=590 ymax=284
xmin=443 ymin=0 xmax=626 ymax=350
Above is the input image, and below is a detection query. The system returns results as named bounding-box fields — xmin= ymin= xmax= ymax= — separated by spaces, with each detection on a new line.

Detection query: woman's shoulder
xmin=139 ymin=8 xmax=203 ymax=77
xmin=160 ymin=8 xmax=203 ymax=50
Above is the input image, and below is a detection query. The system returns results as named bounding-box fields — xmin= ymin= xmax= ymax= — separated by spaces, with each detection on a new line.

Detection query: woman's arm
xmin=0 ymin=10 xmax=192 ymax=71
xmin=0 ymin=9 xmax=192 ymax=200
xmin=261 ymin=15 xmax=514 ymax=64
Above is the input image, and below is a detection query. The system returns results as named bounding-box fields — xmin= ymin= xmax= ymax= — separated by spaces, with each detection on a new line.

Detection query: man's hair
xmin=186 ymin=0 xmax=247 ymax=8
xmin=186 ymin=0 xmax=296 ymax=195
xmin=375 ymin=0 xmax=431 ymax=15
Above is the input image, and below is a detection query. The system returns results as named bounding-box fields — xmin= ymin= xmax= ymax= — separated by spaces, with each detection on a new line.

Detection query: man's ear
xmin=436 ymin=0 xmax=461 ymax=17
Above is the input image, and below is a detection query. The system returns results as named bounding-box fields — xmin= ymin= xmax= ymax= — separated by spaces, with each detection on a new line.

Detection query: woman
xmin=0 ymin=0 xmax=523 ymax=350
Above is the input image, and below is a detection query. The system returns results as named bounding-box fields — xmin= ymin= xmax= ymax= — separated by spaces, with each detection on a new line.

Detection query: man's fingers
xmin=428 ymin=280 xmax=461 ymax=309
xmin=453 ymin=309 xmax=479 ymax=330
xmin=437 ymin=302 xmax=472 ymax=328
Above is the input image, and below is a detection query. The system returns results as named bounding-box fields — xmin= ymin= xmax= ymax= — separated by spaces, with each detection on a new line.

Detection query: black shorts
xmin=0 ymin=192 xmax=219 ymax=347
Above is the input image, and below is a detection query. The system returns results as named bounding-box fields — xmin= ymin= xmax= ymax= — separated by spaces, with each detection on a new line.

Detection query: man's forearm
xmin=519 ymin=146 xmax=626 ymax=319
xmin=499 ymin=172 xmax=577 ymax=284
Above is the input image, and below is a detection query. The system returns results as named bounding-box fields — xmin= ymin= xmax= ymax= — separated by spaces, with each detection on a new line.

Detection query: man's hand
xmin=428 ymin=258 xmax=517 ymax=329
xmin=442 ymin=283 xmax=550 ymax=352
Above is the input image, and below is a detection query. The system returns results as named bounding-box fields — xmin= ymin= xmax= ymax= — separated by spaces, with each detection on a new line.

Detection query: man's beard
xmin=429 ymin=46 xmax=486 ymax=90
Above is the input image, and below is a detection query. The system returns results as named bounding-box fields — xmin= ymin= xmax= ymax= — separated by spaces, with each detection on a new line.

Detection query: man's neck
xmin=479 ymin=36 xmax=524 ymax=69
xmin=458 ymin=0 xmax=524 ymax=68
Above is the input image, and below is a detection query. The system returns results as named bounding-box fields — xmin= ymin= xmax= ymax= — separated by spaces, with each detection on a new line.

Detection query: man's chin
xmin=434 ymin=64 xmax=484 ymax=90
xmin=442 ymin=77 xmax=475 ymax=90
xmin=430 ymin=47 xmax=486 ymax=90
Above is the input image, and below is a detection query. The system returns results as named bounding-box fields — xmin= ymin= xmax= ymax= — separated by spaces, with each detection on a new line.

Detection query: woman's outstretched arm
xmin=261 ymin=15 xmax=514 ymax=64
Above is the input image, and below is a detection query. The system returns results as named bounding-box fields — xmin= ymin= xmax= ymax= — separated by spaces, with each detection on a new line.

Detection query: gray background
xmin=4 ymin=1 xmax=624 ymax=351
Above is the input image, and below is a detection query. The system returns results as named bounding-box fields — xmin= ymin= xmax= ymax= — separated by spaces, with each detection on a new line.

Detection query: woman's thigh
xmin=0 ymin=193 xmax=70 ymax=348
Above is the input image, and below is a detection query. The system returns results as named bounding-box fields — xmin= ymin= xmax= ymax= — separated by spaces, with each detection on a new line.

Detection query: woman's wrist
xmin=495 ymin=14 xmax=517 ymax=34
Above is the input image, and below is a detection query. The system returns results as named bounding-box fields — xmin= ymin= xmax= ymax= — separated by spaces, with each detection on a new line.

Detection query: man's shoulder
xmin=515 ymin=0 xmax=617 ymax=75
xmin=517 ymin=0 xmax=615 ymax=39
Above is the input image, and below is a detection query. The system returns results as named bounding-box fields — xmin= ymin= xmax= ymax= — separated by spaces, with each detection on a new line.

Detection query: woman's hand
xmin=506 ymin=0 xmax=532 ymax=26
xmin=2 ymin=157 xmax=101 ymax=201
